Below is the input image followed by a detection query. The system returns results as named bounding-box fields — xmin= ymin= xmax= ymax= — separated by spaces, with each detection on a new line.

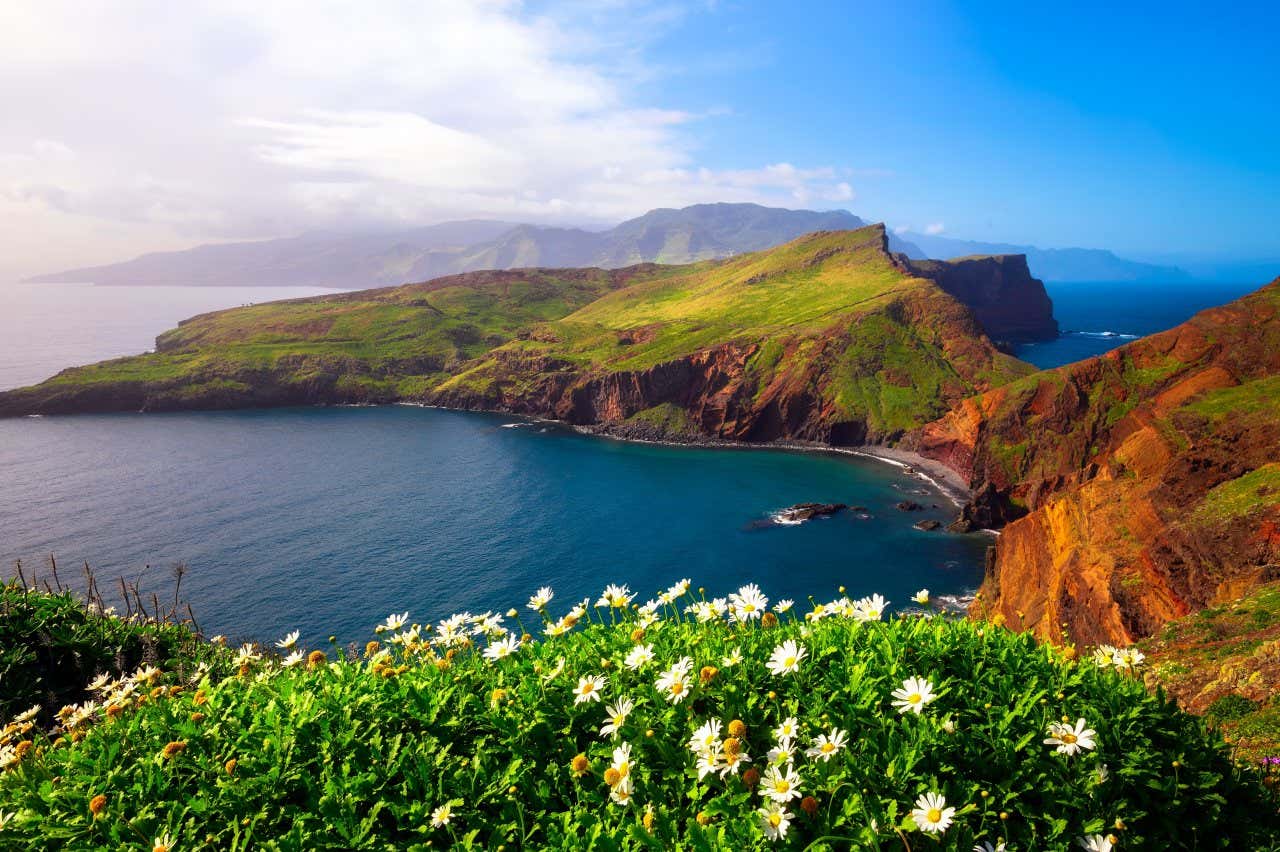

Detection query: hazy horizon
xmin=3 ymin=1 xmax=1278 ymax=282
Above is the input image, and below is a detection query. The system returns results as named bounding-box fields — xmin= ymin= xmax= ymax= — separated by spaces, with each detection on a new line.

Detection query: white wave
xmin=769 ymin=511 xmax=806 ymax=526
xmin=499 ymin=422 xmax=532 ymax=429
xmin=1066 ymin=331 xmax=1139 ymax=340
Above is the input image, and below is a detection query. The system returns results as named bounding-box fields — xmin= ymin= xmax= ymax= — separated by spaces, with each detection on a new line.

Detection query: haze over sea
xmin=0 ymin=277 xmax=1260 ymax=644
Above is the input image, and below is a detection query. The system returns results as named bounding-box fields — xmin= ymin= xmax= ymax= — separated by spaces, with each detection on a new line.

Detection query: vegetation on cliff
xmin=915 ymin=279 xmax=1280 ymax=645
xmin=0 ymin=226 xmax=1034 ymax=445
xmin=1 ymin=579 xmax=1277 ymax=850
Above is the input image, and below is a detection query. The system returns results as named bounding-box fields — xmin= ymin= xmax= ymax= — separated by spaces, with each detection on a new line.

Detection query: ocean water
xmin=0 ymin=407 xmax=986 ymax=645
xmin=0 ymin=283 xmax=345 ymax=391
xmin=1016 ymin=279 xmax=1260 ymax=368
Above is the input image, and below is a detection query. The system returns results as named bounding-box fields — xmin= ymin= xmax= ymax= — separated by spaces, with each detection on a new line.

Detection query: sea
xmin=0 ymin=278 xmax=1262 ymax=645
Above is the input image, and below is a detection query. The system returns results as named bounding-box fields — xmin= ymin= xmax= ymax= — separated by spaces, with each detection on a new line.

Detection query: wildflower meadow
xmin=1 ymin=579 xmax=1277 ymax=850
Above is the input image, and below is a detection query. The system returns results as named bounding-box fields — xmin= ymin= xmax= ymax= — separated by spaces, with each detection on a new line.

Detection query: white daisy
xmin=767 ymin=737 xmax=797 ymax=766
xmin=853 ymin=594 xmax=888 ymax=622
xmin=1078 ymin=835 xmax=1115 ymax=852
xmin=1044 ymin=718 xmax=1097 ymax=756
xmin=655 ymin=659 xmax=693 ymax=704
xmin=380 ymin=612 xmax=409 ymax=632
xmin=974 ymin=841 xmax=1007 ymax=852
xmin=912 ymin=589 xmax=930 ymax=605
xmin=805 ymin=728 xmax=848 ymax=762
xmin=597 ymin=584 xmax=635 ymax=609
xmin=689 ymin=719 xmax=723 ymax=754
xmin=758 ymin=803 xmax=793 ymax=842
xmin=483 ymin=635 xmax=521 ymax=662
xmin=430 ymin=803 xmax=453 ymax=828
xmin=729 ymin=583 xmax=769 ymax=622
xmin=276 ymin=630 xmax=300 ymax=650
xmin=281 ymin=650 xmax=305 ymax=668
xmin=527 ymin=586 xmax=554 ymax=610
xmin=722 ymin=647 xmax=743 ymax=667
xmin=774 ymin=599 xmax=794 ymax=613
xmin=624 ymin=644 xmax=656 ymax=670
xmin=911 ymin=791 xmax=954 ymax=834
xmin=775 ymin=717 xmax=801 ymax=740
xmin=766 ymin=640 xmax=807 ymax=676
xmin=760 ymin=764 xmax=803 ymax=803
xmin=599 ymin=697 xmax=634 ymax=738
xmin=891 ymin=676 xmax=937 ymax=715
xmin=573 ymin=674 xmax=607 ymax=705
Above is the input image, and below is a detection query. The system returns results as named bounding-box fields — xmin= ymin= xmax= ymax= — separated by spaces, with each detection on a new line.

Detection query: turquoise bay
xmin=0 ymin=406 xmax=986 ymax=644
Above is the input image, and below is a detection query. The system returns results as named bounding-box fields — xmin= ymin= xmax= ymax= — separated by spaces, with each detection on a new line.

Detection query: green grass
xmin=1 ymin=583 xmax=1277 ymax=850
xmin=1190 ymin=463 xmax=1280 ymax=525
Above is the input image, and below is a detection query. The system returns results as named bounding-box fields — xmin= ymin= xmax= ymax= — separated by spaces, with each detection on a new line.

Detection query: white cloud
xmin=0 ymin=0 xmax=865 ymax=277
xmin=924 ymin=222 xmax=946 ymax=235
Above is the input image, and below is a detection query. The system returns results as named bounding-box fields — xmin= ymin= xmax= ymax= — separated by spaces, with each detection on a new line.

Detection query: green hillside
xmin=0 ymin=225 xmax=1032 ymax=443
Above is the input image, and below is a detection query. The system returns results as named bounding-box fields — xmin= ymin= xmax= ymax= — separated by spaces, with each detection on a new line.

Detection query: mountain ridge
xmin=26 ymin=202 xmax=1182 ymax=288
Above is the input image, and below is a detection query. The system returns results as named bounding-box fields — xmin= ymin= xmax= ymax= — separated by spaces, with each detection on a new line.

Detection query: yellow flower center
xmin=671 ymin=681 xmax=684 ymax=695
xmin=1062 ymin=733 xmax=1077 ymax=744
xmin=784 ymin=656 xmax=796 ymax=667
xmin=927 ymin=808 xmax=942 ymax=823
xmin=613 ymin=715 xmax=624 ymax=726
xmin=908 ymin=693 xmax=921 ymax=704
xmin=821 ymin=742 xmax=835 ymax=753
xmin=775 ymin=780 xmax=790 ymax=793
xmin=769 ymin=814 xmax=782 ymax=828
xmin=581 ymin=684 xmax=594 ymax=695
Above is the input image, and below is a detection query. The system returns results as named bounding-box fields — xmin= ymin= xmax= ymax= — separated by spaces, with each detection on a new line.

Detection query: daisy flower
xmin=760 ymin=764 xmax=803 ymax=802
xmin=853 ymin=594 xmax=888 ymax=622
xmin=758 ymin=803 xmax=793 ymax=842
xmin=574 ymin=674 xmax=607 ymax=705
xmin=1078 ymin=835 xmax=1115 ymax=852
xmin=912 ymin=589 xmax=930 ymax=605
xmin=974 ymin=841 xmax=1007 ymax=852
xmin=431 ymin=803 xmax=453 ymax=828
xmin=1092 ymin=645 xmax=1120 ymax=668
xmin=774 ymin=599 xmax=794 ymax=614
xmin=720 ymin=746 xmax=750 ymax=777
xmin=527 ymin=586 xmax=554 ymax=610
xmin=767 ymin=738 xmax=798 ymax=766
xmin=891 ymin=676 xmax=937 ymax=715
xmin=1044 ymin=718 xmax=1097 ymax=756
xmin=152 ymin=833 xmax=176 ymax=852
xmin=624 ymin=644 xmax=655 ymax=670
xmin=281 ymin=650 xmax=305 ymax=668
xmin=911 ymin=791 xmax=955 ymax=834
xmin=667 ymin=578 xmax=691 ymax=599
xmin=1113 ymin=647 xmax=1145 ymax=670
xmin=655 ymin=659 xmax=693 ymax=704
xmin=689 ymin=719 xmax=723 ymax=755
xmin=276 ymin=630 xmax=300 ymax=650
xmin=600 ymin=698 xmax=634 ymax=738
xmin=483 ymin=635 xmax=521 ymax=662
xmin=805 ymin=728 xmax=848 ymax=762
xmin=774 ymin=717 xmax=801 ymax=741
xmin=544 ymin=621 xmax=569 ymax=638
xmin=722 ymin=647 xmax=743 ymax=667
xmin=597 ymin=584 xmax=635 ymax=609
xmin=380 ymin=612 xmax=409 ymax=633
xmin=696 ymin=749 xmax=722 ymax=779
xmin=729 ymin=583 xmax=769 ymax=622
xmin=766 ymin=640 xmax=807 ymax=676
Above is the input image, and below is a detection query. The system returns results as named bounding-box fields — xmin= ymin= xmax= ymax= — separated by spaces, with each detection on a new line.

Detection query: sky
xmin=2 ymin=0 xmax=1278 ymax=280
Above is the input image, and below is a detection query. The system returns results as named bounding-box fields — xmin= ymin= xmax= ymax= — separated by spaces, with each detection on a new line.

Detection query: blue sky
xmin=615 ymin=0 xmax=1280 ymax=259
xmin=2 ymin=0 xmax=1276 ymax=278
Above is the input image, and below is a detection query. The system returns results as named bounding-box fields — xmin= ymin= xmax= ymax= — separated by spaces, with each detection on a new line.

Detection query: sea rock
xmin=776 ymin=502 xmax=847 ymax=523
xmin=895 ymin=500 xmax=924 ymax=512
xmin=913 ymin=519 xmax=942 ymax=531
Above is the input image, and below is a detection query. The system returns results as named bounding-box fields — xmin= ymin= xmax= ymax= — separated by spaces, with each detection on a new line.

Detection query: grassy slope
xmin=0 ymin=226 xmax=1032 ymax=442
xmin=0 ymin=268 xmax=637 ymax=412
xmin=1141 ymin=581 xmax=1280 ymax=764
xmin=1 ymin=583 xmax=1276 ymax=850
xmin=438 ymin=227 xmax=1032 ymax=438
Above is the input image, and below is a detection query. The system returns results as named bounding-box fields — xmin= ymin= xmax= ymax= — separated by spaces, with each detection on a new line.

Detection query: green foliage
xmin=1 ymin=586 xmax=1276 ymax=849
xmin=0 ymin=580 xmax=214 ymax=727
xmin=1190 ymin=464 xmax=1280 ymax=525
xmin=1206 ymin=695 xmax=1259 ymax=723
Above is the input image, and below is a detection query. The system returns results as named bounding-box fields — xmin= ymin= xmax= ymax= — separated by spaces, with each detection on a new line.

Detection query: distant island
xmin=24 ymin=202 xmax=1188 ymax=289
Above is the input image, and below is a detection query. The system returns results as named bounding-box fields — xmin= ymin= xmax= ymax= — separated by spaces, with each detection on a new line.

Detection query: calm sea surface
xmin=1016 ymin=280 xmax=1259 ymax=368
xmin=0 ymin=407 xmax=987 ymax=645
xmin=0 ymin=278 xmax=1262 ymax=645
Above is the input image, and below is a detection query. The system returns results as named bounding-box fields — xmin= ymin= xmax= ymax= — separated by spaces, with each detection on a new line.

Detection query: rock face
xmin=905 ymin=255 xmax=1058 ymax=343
xmin=910 ymin=279 xmax=1280 ymax=645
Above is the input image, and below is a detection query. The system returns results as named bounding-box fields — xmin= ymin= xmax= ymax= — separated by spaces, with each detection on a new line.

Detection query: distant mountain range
xmin=27 ymin=202 xmax=1188 ymax=287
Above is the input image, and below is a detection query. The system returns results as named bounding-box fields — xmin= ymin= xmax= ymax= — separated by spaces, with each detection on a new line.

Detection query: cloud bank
xmin=0 ymin=0 xmax=859 ymax=277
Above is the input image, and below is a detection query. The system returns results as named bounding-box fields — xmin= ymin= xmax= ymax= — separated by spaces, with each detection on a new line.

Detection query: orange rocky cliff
xmin=910 ymin=278 xmax=1280 ymax=645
